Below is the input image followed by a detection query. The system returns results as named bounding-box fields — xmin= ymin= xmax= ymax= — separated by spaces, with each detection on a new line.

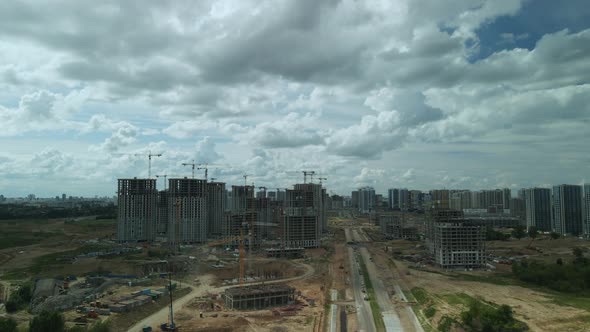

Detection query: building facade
xmin=525 ymin=188 xmax=552 ymax=232
xmin=552 ymin=184 xmax=583 ymax=236
xmin=584 ymin=184 xmax=590 ymax=237
xmin=426 ymin=210 xmax=485 ymax=269
xmin=168 ymin=178 xmax=208 ymax=245
xmin=207 ymin=182 xmax=226 ymax=238
xmin=358 ymin=187 xmax=375 ymax=213
xmin=117 ymin=178 xmax=157 ymax=242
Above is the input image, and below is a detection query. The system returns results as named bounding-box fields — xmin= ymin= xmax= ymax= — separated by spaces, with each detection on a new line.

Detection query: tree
xmin=550 ymin=232 xmax=560 ymax=240
xmin=29 ymin=311 xmax=65 ymax=332
xmin=0 ymin=317 xmax=18 ymax=332
xmin=556 ymin=258 xmax=563 ymax=266
xmin=512 ymin=225 xmax=526 ymax=240
xmin=526 ymin=226 xmax=538 ymax=248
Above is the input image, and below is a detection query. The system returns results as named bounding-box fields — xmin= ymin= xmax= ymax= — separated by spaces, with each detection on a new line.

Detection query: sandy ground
xmin=394 ymin=258 xmax=590 ymax=332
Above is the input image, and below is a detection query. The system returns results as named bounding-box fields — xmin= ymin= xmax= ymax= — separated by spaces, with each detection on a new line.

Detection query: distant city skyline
xmin=0 ymin=1 xmax=589 ymax=196
xmin=2 ymin=181 xmax=590 ymax=199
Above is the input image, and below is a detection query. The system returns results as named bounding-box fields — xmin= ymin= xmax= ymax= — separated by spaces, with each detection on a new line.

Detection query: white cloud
xmin=326 ymin=111 xmax=406 ymax=158
xmin=0 ymin=1 xmax=589 ymax=196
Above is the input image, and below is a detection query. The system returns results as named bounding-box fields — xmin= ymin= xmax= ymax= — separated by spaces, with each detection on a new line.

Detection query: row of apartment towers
xmin=116 ymin=178 xmax=328 ymax=248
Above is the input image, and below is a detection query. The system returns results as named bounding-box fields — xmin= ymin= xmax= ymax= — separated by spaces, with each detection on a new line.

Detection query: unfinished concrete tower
xmin=207 ymin=181 xmax=226 ymax=238
xmin=168 ymin=178 xmax=208 ymax=245
xmin=156 ymin=189 xmax=169 ymax=237
xmin=426 ymin=210 xmax=485 ymax=269
xmin=282 ymin=184 xmax=323 ymax=248
xmin=117 ymin=178 xmax=157 ymax=242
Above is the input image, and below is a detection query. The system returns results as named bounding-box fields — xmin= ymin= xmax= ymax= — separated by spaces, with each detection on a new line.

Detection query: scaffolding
xmin=223 ymin=284 xmax=295 ymax=310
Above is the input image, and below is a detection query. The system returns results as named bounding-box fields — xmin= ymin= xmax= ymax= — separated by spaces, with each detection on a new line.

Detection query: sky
xmin=1 ymin=0 xmax=589 ymax=197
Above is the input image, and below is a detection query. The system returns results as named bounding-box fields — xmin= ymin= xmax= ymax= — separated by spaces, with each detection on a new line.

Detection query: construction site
xmin=425 ymin=210 xmax=486 ymax=268
xmin=3 ymin=159 xmax=590 ymax=332
xmin=223 ymin=284 xmax=295 ymax=310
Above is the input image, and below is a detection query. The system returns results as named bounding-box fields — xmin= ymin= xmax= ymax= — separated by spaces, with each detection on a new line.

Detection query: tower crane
xmin=258 ymin=186 xmax=267 ymax=199
xmin=197 ymin=163 xmax=223 ymax=181
xmin=243 ymin=174 xmax=250 ymax=186
xmin=155 ymin=174 xmax=168 ymax=190
xmin=207 ymin=230 xmax=247 ymax=286
xmin=131 ymin=151 xmax=162 ymax=178
xmin=317 ymin=177 xmax=327 ymax=185
xmin=302 ymin=171 xmax=315 ymax=183
xmin=181 ymin=160 xmax=196 ymax=179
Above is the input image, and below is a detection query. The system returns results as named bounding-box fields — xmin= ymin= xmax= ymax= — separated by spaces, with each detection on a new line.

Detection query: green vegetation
xmin=512 ymin=247 xmax=590 ymax=293
xmin=450 ymin=273 xmax=517 ymax=286
xmin=411 ymin=287 xmax=429 ymax=305
xmin=406 ymin=287 xmax=436 ymax=332
xmin=0 ymin=230 xmax=63 ymax=250
xmin=438 ymin=315 xmax=457 ymax=332
xmin=441 ymin=293 xmax=479 ymax=307
xmin=358 ymin=256 xmax=385 ymax=331
xmin=460 ymin=300 xmax=527 ymax=332
xmin=548 ymin=292 xmax=590 ymax=311
xmin=86 ymin=321 xmax=112 ymax=332
xmin=511 ymin=225 xmax=526 ymax=240
xmin=487 ymin=227 xmax=510 ymax=241
xmin=0 ymin=317 xmax=18 ymax=332
xmin=0 ymin=203 xmax=116 ymax=220
xmin=5 ymin=282 xmax=33 ymax=313
xmin=423 ymin=306 xmax=436 ymax=318
xmin=29 ymin=311 xmax=65 ymax=332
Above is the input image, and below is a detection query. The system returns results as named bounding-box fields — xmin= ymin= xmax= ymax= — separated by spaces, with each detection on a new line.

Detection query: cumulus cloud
xmin=195 ymin=136 xmax=222 ymax=162
xmin=239 ymin=112 xmax=325 ymax=148
xmin=0 ymin=89 xmax=89 ymax=136
xmin=326 ymin=111 xmax=407 ymax=158
xmin=1 ymin=0 xmax=589 ymax=195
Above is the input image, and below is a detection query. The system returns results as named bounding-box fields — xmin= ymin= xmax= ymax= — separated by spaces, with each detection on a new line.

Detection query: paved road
xmin=360 ymin=247 xmax=404 ymax=332
xmin=348 ymin=246 xmax=376 ymax=332
xmin=344 ymin=228 xmax=376 ymax=332
xmin=127 ymin=261 xmax=315 ymax=332
xmin=393 ymin=283 xmax=424 ymax=332
xmin=330 ymin=289 xmax=338 ymax=332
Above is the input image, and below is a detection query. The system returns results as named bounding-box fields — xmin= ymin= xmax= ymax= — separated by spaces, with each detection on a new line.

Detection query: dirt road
xmin=127 ymin=261 xmax=315 ymax=332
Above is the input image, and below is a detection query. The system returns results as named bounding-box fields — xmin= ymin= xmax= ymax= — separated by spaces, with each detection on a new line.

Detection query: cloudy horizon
xmin=1 ymin=0 xmax=589 ymax=197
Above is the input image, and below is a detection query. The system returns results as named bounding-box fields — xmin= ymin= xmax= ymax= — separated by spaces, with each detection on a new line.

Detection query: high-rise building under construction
xmin=117 ymin=178 xmax=157 ymax=242
xmin=167 ymin=178 xmax=208 ymax=245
